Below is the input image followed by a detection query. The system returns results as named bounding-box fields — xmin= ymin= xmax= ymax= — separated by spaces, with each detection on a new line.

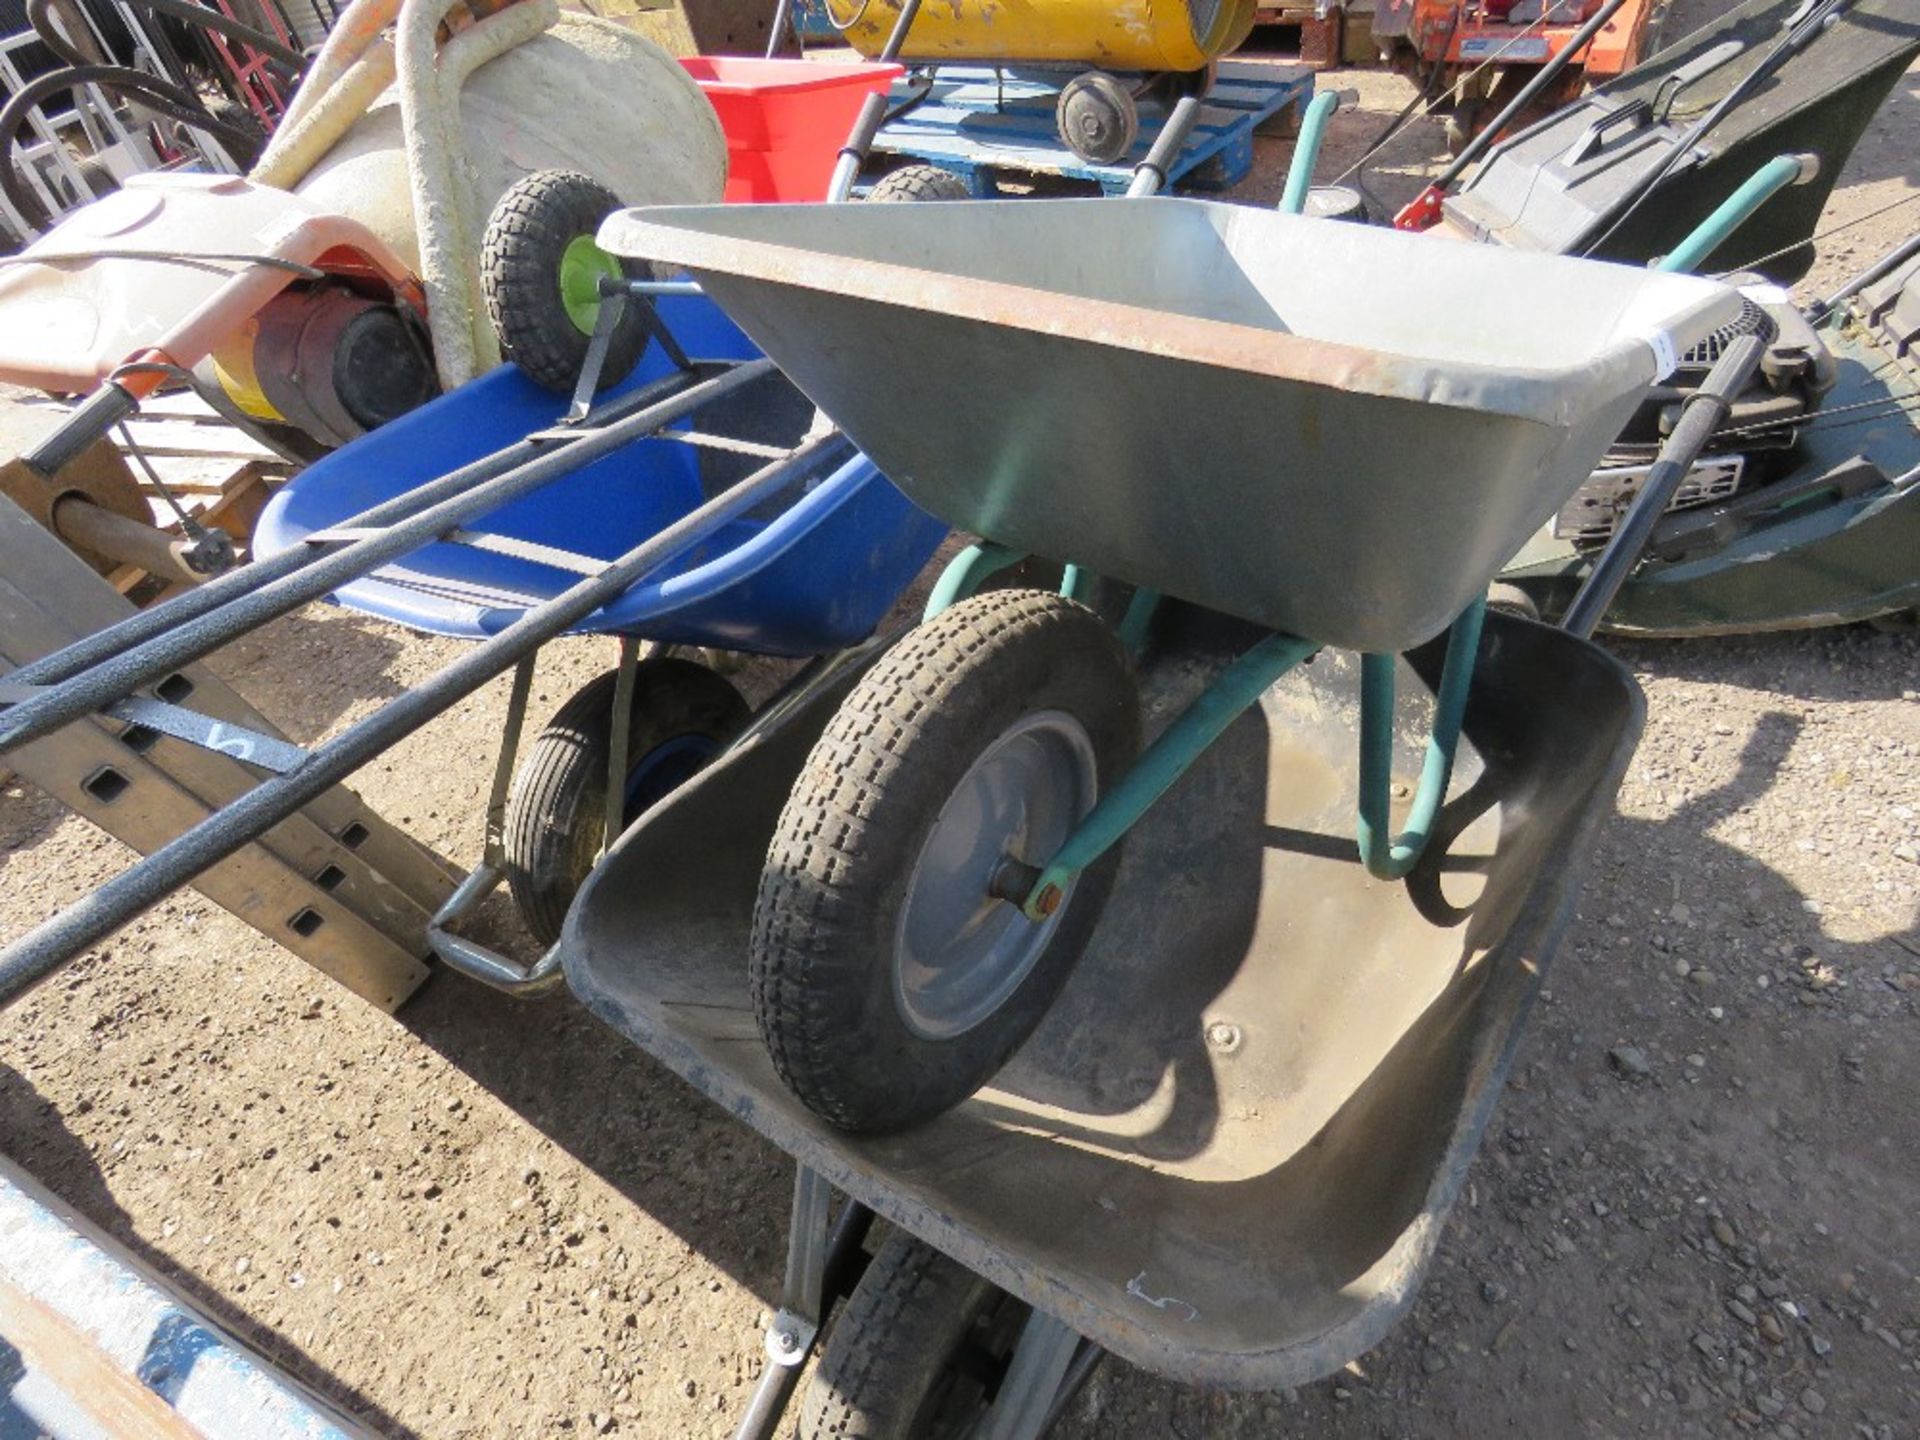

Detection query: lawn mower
xmin=1367 ymin=0 xmax=1920 ymax=634
xmin=1499 ymin=232 xmax=1920 ymax=634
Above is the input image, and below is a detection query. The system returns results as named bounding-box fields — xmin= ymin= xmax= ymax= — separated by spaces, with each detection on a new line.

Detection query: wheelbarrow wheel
xmin=866 ymin=164 xmax=972 ymax=204
xmin=751 ymin=589 xmax=1139 ymax=1133
xmin=503 ymin=658 xmax=749 ymax=945
xmin=1485 ymin=582 xmax=1541 ymax=625
xmin=800 ymin=1230 xmax=1031 ymax=1440
xmin=481 ymin=168 xmax=649 ymax=396
xmin=1056 ymin=70 xmax=1139 ymax=165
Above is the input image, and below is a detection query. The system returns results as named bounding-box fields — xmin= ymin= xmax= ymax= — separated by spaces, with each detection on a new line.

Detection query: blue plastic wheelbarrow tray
xmin=601 ymin=198 xmax=1741 ymax=652
xmin=255 ymin=294 xmax=945 ymax=656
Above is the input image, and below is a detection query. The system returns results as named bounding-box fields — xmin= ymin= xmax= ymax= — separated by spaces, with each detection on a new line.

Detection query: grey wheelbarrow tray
xmin=598 ymin=196 xmax=1741 ymax=653
xmin=559 ymin=604 xmax=1641 ymax=1389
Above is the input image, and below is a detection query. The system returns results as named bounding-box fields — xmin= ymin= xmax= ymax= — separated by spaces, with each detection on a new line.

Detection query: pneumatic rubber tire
xmin=481 ymin=168 xmax=647 ymax=395
xmin=750 ymin=589 xmax=1140 ymax=1134
xmin=799 ymin=1231 xmax=1032 ymax=1440
xmin=1485 ymin=582 xmax=1542 ymax=625
xmin=503 ymin=658 xmax=749 ymax=945
xmin=867 ymin=164 xmax=972 ymax=203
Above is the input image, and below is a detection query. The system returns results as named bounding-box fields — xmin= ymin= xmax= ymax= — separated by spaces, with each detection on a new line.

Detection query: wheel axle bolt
xmin=1032 ymin=884 xmax=1064 ymax=917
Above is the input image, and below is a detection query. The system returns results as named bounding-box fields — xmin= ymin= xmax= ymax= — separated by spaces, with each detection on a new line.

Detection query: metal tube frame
xmin=978 ymin=1310 xmax=1085 ymax=1440
xmin=0 ymin=360 xmax=771 ymax=756
xmin=921 ymin=547 xmax=1492 ymax=917
xmin=1278 ymin=89 xmax=1340 ymax=216
xmin=1356 ymin=598 xmax=1485 ymax=882
xmin=0 ymin=385 xmax=852 ymax=1004
xmin=732 ymin=1167 xmax=876 ymax=1440
xmin=824 ymin=0 xmax=926 ymax=203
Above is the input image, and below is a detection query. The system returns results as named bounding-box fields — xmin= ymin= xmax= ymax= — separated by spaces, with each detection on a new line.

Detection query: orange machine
xmin=1373 ymin=0 xmax=1657 ymax=143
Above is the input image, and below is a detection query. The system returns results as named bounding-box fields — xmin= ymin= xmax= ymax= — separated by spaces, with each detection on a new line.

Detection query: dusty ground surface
xmin=3 ymin=5 xmax=1918 ymax=1437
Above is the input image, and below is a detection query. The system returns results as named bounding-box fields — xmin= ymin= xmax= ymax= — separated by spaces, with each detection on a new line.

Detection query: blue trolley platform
xmin=868 ymin=61 xmax=1313 ymax=197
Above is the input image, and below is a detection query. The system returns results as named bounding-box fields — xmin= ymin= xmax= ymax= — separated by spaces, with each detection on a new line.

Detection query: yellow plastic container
xmin=827 ymin=0 xmax=1258 ymax=73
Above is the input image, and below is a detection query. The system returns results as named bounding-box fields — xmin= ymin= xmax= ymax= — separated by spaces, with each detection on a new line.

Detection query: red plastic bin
xmin=680 ymin=57 xmax=904 ymax=203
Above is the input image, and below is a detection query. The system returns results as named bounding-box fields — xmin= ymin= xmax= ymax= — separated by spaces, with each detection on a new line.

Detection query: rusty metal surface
xmin=560 ymin=607 xmax=1644 ymax=1389
xmin=602 ymin=198 xmax=1741 ymax=652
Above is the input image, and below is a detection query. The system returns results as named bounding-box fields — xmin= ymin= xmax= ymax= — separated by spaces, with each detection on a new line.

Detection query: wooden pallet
xmin=869 ymin=61 xmax=1314 ymax=197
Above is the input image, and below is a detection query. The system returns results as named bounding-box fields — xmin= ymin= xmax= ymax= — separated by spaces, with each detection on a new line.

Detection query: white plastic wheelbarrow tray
xmin=599 ymin=197 xmax=1741 ymax=652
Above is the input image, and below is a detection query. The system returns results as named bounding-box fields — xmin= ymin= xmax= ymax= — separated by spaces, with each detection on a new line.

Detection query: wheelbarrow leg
xmin=976 ymin=1309 xmax=1086 ymax=1440
xmin=1355 ymin=595 xmax=1486 ymax=882
xmin=421 ymin=653 xmax=568 ymax=995
xmin=925 ymin=541 xmax=1026 ymax=620
xmin=734 ymin=1167 xmax=874 ymax=1440
xmin=601 ymin=635 xmax=641 ymax=864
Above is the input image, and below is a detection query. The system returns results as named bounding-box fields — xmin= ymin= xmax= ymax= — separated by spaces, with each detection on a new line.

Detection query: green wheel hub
xmin=558 ymin=233 xmax=621 ymax=336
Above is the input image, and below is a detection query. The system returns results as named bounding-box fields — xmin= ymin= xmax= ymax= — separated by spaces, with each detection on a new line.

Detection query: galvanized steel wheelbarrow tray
xmin=601 ymin=197 xmax=1739 ymax=653
xmin=600 ymin=197 xmax=1738 ymax=901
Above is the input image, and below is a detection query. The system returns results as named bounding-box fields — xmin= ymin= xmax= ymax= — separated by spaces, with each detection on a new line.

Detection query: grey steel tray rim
xmin=600 ymin=207 xmax=1653 ymax=427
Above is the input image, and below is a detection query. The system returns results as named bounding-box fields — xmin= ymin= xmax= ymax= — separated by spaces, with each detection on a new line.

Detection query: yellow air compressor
xmin=826 ymin=0 xmax=1259 ymax=163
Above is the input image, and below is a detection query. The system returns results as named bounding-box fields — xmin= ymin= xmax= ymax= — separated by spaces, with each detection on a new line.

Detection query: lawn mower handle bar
xmin=1561 ymin=332 xmax=1768 ymax=638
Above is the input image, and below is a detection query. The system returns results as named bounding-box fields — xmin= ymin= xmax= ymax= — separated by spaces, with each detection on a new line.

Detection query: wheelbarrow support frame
xmin=0 ymin=337 xmax=856 ymax=1007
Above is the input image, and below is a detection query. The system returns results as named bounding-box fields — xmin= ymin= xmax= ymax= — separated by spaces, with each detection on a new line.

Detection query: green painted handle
xmin=1658 ymin=153 xmax=1816 ymax=274
xmin=1281 ymin=90 xmax=1341 ymax=217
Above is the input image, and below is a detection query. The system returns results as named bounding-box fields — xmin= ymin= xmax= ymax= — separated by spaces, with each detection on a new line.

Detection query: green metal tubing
xmin=925 ymin=542 xmax=1025 ymax=620
xmin=1023 ymin=632 xmax=1320 ymax=920
xmin=1658 ymin=154 xmax=1810 ymax=275
xmin=1355 ymin=597 xmax=1486 ymax=882
xmin=1280 ymin=90 xmax=1340 ymax=217
xmin=1060 ymin=564 xmax=1100 ymax=605
xmin=1117 ymin=587 xmax=1161 ymax=655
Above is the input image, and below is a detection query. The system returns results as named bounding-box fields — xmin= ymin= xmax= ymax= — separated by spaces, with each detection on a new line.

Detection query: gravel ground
xmin=2 ymin=12 xmax=1917 ymax=1438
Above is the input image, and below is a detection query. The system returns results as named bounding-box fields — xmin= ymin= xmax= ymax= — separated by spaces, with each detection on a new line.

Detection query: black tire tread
xmin=503 ymin=660 xmax=747 ymax=944
xmin=799 ymin=1231 xmax=1001 ymax=1440
xmin=480 ymin=168 xmax=645 ymax=395
xmin=867 ymin=164 xmax=971 ymax=203
xmin=750 ymin=589 xmax=1135 ymax=1131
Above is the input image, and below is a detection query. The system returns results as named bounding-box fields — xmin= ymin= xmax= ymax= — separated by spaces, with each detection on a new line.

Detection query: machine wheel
xmin=481 ymin=169 xmax=648 ymax=396
xmin=867 ymin=164 xmax=972 ymax=203
xmin=1485 ymin=583 xmax=1542 ymax=624
xmin=1055 ymin=70 xmax=1140 ymax=165
xmin=799 ymin=1231 xmax=1032 ymax=1440
xmin=751 ymin=589 xmax=1139 ymax=1134
xmin=503 ymin=658 xmax=749 ymax=945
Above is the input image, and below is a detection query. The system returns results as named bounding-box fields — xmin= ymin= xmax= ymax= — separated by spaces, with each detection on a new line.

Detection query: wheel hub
xmin=893 ymin=710 xmax=1098 ymax=1042
xmin=1058 ymin=73 xmax=1139 ymax=165
xmin=558 ymin=233 xmax=622 ymax=336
